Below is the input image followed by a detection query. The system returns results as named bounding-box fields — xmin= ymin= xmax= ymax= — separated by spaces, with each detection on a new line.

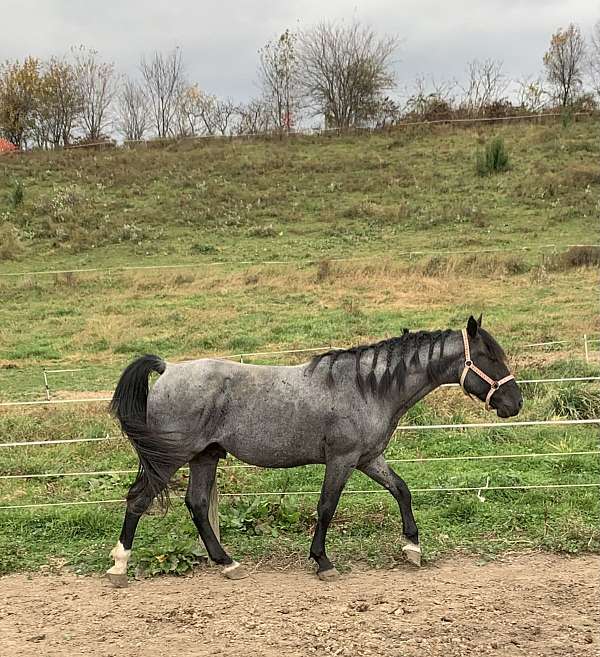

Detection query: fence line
xmin=1 ymin=242 xmax=598 ymax=279
xmin=2 ymin=371 xmax=599 ymax=409
xmin=1 ymin=417 xmax=598 ymax=450
xmin=1 ymin=481 xmax=598 ymax=511
xmin=394 ymin=418 xmax=600 ymax=431
xmin=2 ymin=450 xmax=598 ymax=481
xmin=119 ymin=110 xmax=594 ymax=147
xmin=0 ymin=436 xmax=112 ymax=448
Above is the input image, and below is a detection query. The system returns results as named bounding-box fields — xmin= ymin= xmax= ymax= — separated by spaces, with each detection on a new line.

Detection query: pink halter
xmin=460 ymin=329 xmax=515 ymax=410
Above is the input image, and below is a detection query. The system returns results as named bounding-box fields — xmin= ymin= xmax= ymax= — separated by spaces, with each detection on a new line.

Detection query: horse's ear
xmin=467 ymin=315 xmax=479 ymax=338
xmin=477 ymin=313 xmax=483 ymax=327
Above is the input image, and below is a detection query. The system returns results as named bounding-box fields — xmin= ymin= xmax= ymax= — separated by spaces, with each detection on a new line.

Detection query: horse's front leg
xmin=310 ymin=453 xmax=358 ymax=580
xmin=359 ymin=454 xmax=421 ymax=566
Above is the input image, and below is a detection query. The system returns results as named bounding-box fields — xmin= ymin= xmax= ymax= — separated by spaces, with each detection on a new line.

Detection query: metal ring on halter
xmin=460 ymin=329 xmax=515 ymax=410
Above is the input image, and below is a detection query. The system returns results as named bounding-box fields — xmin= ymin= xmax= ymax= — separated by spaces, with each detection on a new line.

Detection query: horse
xmin=106 ymin=315 xmax=522 ymax=586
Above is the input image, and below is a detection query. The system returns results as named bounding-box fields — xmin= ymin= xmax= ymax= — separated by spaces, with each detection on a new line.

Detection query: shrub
xmin=475 ymin=136 xmax=510 ymax=176
xmin=316 ymin=259 xmax=332 ymax=282
xmin=190 ymin=242 xmax=218 ymax=255
xmin=8 ymin=179 xmax=24 ymax=208
xmin=0 ymin=222 xmax=24 ymax=260
xmin=550 ymin=246 xmax=600 ymax=270
xmin=247 ymin=223 xmax=278 ymax=238
xmin=561 ymin=107 xmax=572 ymax=129
xmin=549 ymin=385 xmax=600 ymax=420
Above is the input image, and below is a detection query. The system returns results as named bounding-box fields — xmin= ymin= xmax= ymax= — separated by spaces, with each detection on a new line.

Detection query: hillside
xmin=0 ymin=118 xmax=598 ymax=270
xmin=0 ymin=117 xmax=598 ymax=389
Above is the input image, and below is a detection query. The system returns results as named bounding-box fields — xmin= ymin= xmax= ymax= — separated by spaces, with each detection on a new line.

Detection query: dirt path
xmin=1 ymin=553 xmax=598 ymax=657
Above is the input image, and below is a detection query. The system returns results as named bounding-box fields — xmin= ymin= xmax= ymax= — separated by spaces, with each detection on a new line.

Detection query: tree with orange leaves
xmin=0 ymin=57 xmax=41 ymax=148
xmin=543 ymin=24 xmax=586 ymax=107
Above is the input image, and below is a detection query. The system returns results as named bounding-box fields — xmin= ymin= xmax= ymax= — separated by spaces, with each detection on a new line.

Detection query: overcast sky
xmin=2 ymin=0 xmax=598 ymax=101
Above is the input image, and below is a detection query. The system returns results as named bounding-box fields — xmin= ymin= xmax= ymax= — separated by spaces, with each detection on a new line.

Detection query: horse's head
xmin=459 ymin=315 xmax=523 ymax=418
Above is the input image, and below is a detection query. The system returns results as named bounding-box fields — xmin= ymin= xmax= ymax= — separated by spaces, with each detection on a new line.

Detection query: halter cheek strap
xmin=460 ymin=329 xmax=515 ymax=410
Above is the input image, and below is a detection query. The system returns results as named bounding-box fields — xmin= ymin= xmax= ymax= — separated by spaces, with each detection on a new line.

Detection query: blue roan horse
xmin=106 ymin=316 xmax=522 ymax=586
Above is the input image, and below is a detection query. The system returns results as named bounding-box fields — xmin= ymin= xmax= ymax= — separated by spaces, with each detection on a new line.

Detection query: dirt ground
xmin=0 ymin=553 xmax=598 ymax=657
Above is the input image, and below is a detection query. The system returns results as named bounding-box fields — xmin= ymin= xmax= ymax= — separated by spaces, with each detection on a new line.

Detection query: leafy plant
xmin=135 ymin=540 xmax=207 ymax=576
xmin=220 ymin=498 xmax=304 ymax=536
xmin=475 ymin=136 xmax=510 ymax=176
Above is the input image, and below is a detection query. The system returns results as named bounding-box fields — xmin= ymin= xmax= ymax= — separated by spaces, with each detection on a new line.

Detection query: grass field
xmin=0 ymin=117 xmax=598 ymax=577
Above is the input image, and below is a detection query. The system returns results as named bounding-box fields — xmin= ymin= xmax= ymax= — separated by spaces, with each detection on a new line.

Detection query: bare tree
xmin=175 ymin=84 xmax=223 ymax=136
xmin=460 ymin=59 xmax=508 ymax=114
xmin=140 ymin=48 xmax=185 ymax=137
xmin=516 ymin=75 xmax=549 ymax=112
xmin=211 ymin=98 xmax=237 ymax=135
xmin=117 ymin=77 xmax=150 ymax=141
xmin=237 ymin=98 xmax=273 ymax=134
xmin=173 ymin=85 xmax=238 ymax=137
xmin=298 ymin=21 xmax=398 ymax=128
xmin=589 ymin=20 xmax=600 ymax=99
xmin=73 ymin=46 xmax=117 ymax=141
xmin=404 ymin=75 xmax=456 ymax=119
xmin=174 ymin=83 xmax=202 ymax=136
xmin=258 ymin=29 xmax=301 ymax=132
xmin=543 ymin=24 xmax=586 ymax=107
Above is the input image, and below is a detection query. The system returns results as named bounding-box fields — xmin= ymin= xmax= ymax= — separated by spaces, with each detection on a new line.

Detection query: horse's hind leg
xmin=186 ymin=447 xmax=248 ymax=580
xmin=106 ymin=460 xmax=184 ymax=587
xmin=106 ymin=488 xmax=154 ymax=588
xmin=359 ymin=455 xmax=421 ymax=566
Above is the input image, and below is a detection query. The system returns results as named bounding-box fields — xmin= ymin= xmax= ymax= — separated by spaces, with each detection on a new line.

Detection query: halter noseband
xmin=460 ymin=329 xmax=515 ymax=410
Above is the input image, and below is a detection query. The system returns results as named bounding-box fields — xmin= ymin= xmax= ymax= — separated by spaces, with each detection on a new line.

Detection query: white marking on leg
xmin=402 ymin=541 xmax=421 ymax=566
xmin=107 ymin=541 xmax=131 ymax=576
xmin=402 ymin=542 xmax=421 ymax=554
xmin=221 ymin=560 xmax=249 ymax=579
xmin=221 ymin=560 xmax=240 ymax=575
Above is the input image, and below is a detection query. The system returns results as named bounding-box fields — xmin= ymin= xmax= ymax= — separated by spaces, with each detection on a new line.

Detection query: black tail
xmin=110 ymin=354 xmax=184 ymax=508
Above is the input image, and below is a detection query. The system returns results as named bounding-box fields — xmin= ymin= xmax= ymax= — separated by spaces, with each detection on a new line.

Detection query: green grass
xmin=0 ymin=118 xmax=598 ymax=576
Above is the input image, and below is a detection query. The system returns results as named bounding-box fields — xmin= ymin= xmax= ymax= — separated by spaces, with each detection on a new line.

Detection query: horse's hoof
xmin=402 ymin=542 xmax=421 ymax=567
xmin=221 ymin=561 xmax=248 ymax=580
xmin=317 ymin=567 xmax=340 ymax=582
xmin=106 ymin=572 xmax=129 ymax=588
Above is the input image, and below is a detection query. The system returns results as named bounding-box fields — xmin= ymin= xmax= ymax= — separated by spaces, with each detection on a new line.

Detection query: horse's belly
xmin=223 ymin=427 xmax=325 ymax=468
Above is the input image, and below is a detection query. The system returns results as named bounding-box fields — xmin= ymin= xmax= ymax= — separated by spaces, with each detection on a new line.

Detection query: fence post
xmin=584 ymin=334 xmax=589 ymax=363
xmin=43 ymin=369 xmax=50 ymax=401
xmin=208 ymin=477 xmax=220 ymax=544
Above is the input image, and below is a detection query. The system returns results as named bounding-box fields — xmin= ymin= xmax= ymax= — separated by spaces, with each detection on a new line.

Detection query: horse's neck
xmin=384 ymin=331 xmax=464 ymax=418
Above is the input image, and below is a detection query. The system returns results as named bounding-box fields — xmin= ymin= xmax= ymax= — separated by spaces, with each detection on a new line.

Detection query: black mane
xmin=478 ymin=327 xmax=506 ymax=362
xmin=308 ymin=329 xmax=454 ymax=398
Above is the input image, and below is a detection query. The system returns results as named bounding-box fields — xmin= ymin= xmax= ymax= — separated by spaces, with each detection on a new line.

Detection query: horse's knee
xmin=185 ymin=493 xmax=208 ymax=519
